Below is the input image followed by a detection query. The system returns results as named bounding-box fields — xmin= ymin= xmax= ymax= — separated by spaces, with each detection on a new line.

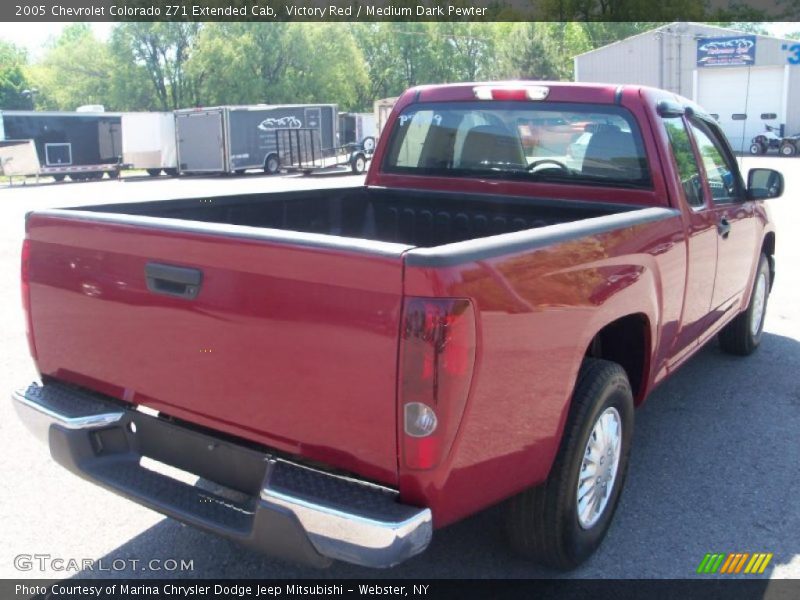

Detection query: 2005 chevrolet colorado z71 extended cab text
xmin=14 ymin=82 xmax=785 ymax=570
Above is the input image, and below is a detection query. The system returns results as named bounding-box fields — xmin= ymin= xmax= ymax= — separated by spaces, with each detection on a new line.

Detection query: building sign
xmin=697 ymin=35 xmax=756 ymax=67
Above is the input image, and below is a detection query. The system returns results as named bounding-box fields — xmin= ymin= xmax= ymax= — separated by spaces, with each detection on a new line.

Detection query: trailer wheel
xmin=351 ymin=153 xmax=367 ymax=174
xmin=146 ymin=169 xmax=162 ymax=177
xmin=234 ymin=169 xmax=246 ymax=175
xmin=361 ymin=136 xmax=376 ymax=153
xmin=264 ymin=154 xmax=280 ymax=175
xmin=749 ymin=142 xmax=765 ymax=155
xmin=780 ymin=142 xmax=797 ymax=157
xmin=164 ymin=168 xmax=178 ymax=177
xmin=52 ymin=175 xmax=66 ymax=182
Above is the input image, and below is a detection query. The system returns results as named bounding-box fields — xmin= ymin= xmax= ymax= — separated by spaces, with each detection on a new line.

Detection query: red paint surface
xmin=25 ymin=82 xmax=775 ymax=528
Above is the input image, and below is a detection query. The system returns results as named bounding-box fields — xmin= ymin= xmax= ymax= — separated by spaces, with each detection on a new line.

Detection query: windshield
xmin=383 ymin=102 xmax=651 ymax=189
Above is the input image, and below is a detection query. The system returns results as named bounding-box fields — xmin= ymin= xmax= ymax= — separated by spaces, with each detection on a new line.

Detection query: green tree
xmin=0 ymin=41 xmax=32 ymax=109
xmin=27 ymin=24 xmax=115 ymax=110
xmin=189 ymin=24 xmax=369 ymax=110
xmin=495 ymin=23 xmax=571 ymax=81
xmin=114 ymin=23 xmax=202 ymax=110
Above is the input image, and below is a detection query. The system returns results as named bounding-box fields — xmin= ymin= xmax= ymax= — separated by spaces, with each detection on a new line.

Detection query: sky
xmin=0 ymin=21 xmax=798 ymax=57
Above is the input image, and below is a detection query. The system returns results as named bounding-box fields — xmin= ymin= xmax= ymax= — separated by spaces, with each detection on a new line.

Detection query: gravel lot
xmin=1 ymin=161 xmax=798 ymax=580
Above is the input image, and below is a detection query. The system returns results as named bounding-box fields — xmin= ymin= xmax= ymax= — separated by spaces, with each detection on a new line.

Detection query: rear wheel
xmin=164 ymin=168 xmax=178 ymax=177
xmin=506 ymin=358 xmax=634 ymax=569
xmin=264 ymin=154 xmax=280 ymax=175
xmin=719 ymin=253 xmax=770 ymax=356
xmin=52 ymin=174 xmax=66 ymax=182
xmin=780 ymin=142 xmax=796 ymax=157
xmin=146 ymin=168 xmax=162 ymax=177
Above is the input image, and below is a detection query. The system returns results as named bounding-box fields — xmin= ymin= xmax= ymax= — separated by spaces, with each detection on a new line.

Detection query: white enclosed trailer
xmin=121 ymin=112 xmax=178 ymax=176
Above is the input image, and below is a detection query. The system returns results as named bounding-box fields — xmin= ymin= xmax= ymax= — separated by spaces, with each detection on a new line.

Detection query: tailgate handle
xmin=145 ymin=263 xmax=203 ymax=300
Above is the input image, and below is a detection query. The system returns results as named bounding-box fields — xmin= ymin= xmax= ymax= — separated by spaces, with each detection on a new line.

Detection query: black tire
xmin=52 ymin=174 xmax=66 ymax=182
xmin=719 ymin=253 xmax=770 ymax=356
xmin=780 ymin=143 xmax=796 ymax=157
xmin=750 ymin=142 xmax=764 ymax=155
xmin=146 ymin=168 xmax=162 ymax=177
xmin=164 ymin=168 xmax=178 ymax=177
xmin=506 ymin=358 xmax=634 ymax=570
xmin=264 ymin=154 xmax=280 ymax=175
xmin=234 ymin=169 xmax=246 ymax=175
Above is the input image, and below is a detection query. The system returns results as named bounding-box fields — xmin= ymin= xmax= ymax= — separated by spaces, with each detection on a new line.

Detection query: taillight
xmin=21 ymin=238 xmax=37 ymax=359
xmin=400 ymin=298 xmax=476 ymax=470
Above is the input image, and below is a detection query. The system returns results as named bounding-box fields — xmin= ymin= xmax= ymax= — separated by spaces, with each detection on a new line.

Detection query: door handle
xmin=717 ymin=217 xmax=731 ymax=239
xmin=145 ymin=263 xmax=203 ymax=300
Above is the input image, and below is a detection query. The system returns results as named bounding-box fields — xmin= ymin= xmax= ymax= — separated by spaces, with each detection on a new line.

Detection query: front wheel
xmin=750 ymin=142 xmax=765 ymax=155
xmin=719 ymin=253 xmax=770 ymax=355
xmin=506 ymin=358 xmax=634 ymax=569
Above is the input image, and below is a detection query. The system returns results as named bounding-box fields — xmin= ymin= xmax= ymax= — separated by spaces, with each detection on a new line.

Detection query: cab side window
xmin=663 ymin=116 xmax=704 ymax=208
xmin=687 ymin=119 xmax=742 ymax=204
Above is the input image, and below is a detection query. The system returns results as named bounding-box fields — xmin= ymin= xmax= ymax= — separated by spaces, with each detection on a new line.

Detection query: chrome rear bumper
xmin=13 ymin=381 xmax=431 ymax=568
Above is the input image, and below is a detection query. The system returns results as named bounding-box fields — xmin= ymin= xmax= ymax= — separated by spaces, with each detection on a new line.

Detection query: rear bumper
xmin=12 ymin=381 xmax=431 ymax=568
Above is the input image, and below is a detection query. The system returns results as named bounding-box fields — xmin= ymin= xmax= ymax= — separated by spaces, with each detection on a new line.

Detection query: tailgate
xmin=25 ymin=211 xmax=410 ymax=485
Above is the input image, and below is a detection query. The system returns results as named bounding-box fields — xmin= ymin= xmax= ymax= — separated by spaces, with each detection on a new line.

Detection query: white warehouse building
xmin=574 ymin=22 xmax=800 ymax=152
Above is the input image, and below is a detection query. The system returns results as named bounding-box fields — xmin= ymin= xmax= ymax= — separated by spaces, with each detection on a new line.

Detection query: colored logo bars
xmin=697 ymin=552 xmax=773 ymax=575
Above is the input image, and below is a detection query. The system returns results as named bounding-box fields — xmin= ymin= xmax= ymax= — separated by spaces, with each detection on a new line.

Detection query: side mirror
xmin=747 ymin=168 xmax=784 ymax=200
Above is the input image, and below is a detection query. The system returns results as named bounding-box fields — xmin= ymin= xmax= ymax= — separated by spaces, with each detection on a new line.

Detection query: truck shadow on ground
xmin=72 ymin=333 xmax=799 ymax=579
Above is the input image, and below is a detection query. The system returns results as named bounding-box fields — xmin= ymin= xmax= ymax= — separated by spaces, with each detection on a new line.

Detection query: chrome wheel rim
xmin=750 ymin=272 xmax=767 ymax=336
xmin=577 ymin=407 xmax=622 ymax=529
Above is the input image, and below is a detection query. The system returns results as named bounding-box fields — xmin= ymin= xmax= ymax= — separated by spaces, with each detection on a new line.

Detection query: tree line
xmin=1 ymin=22 xmax=797 ymax=113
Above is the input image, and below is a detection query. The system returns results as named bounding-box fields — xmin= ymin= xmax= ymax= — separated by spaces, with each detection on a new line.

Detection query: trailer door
xmin=176 ymin=110 xmax=225 ymax=172
xmin=304 ymin=107 xmax=324 ymax=148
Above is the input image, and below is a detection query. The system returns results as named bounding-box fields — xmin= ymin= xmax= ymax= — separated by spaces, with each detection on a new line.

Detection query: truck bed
xmin=78 ymin=186 xmax=635 ymax=248
xmin=25 ymin=185 xmax=660 ymax=489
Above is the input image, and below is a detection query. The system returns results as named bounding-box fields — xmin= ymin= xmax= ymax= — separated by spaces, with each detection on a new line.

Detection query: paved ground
xmin=1 ymin=162 xmax=798 ymax=580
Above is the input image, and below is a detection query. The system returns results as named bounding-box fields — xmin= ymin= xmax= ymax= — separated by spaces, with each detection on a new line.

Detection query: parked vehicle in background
xmin=0 ymin=110 xmax=122 ymax=181
xmin=0 ymin=140 xmax=41 ymax=182
xmin=374 ymin=97 xmax=398 ymax=138
xmin=275 ymin=127 xmax=372 ymax=175
xmin=122 ymin=112 xmax=178 ymax=177
xmin=750 ymin=123 xmax=799 ymax=156
xmin=175 ymin=104 xmax=338 ymax=175
xmin=518 ymin=115 xmax=587 ymax=156
xmin=339 ymin=112 xmax=377 ymax=152
xmin=14 ymin=82 xmax=783 ymax=571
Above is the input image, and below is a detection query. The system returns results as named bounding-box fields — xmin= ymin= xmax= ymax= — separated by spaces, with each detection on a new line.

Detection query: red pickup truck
xmin=14 ymin=82 xmax=784 ymax=570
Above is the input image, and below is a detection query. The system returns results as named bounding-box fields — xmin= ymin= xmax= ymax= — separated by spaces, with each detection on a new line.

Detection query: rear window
xmin=383 ymin=101 xmax=651 ymax=189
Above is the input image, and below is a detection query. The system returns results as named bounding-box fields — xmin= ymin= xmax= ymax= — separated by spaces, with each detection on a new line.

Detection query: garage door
xmin=697 ymin=67 xmax=784 ymax=152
